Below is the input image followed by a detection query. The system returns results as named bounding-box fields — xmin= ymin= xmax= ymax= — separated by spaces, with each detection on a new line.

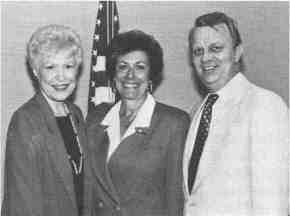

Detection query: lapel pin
xmin=135 ymin=127 xmax=149 ymax=135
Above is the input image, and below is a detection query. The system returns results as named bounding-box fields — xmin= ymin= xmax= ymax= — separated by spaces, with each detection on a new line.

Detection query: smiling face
xmin=114 ymin=50 xmax=150 ymax=103
xmin=34 ymin=49 xmax=79 ymax=102
xmin=191 ymin=23 xmax=242 ymax=92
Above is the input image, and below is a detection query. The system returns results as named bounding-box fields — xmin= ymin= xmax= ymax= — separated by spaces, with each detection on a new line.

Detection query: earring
xmin=108 ymin=79 xmax=117 ymax=103
xmin=148 ymin=80 xmax=153 ymax=94
xmin=108 ymin=79 xmax=117 ymax=94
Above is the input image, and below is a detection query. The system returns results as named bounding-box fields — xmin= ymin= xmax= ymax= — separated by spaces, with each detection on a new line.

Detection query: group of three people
xmin=2 ymin=11 xmax=289 ymax=216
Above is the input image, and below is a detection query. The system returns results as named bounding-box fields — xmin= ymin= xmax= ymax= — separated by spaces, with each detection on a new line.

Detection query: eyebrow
xmin=117 ymin=60 xmax=148 ymax=64
xmin=193 ymin=41 xmax=224 ymax=47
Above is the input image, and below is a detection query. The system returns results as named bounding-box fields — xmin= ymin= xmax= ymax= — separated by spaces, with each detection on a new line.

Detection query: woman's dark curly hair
xmin=106 ymin=30 xmax=164 ymax=92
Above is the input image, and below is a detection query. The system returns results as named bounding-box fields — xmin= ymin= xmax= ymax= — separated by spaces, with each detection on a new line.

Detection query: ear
xmin=234 ymin=44 xmax=243 ymax=62
xmin=32 ymin=69 xmax=40 ymax=81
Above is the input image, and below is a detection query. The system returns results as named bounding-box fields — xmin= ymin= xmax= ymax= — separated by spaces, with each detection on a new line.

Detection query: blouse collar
xmin=102 ymin=93 xmax=156 ymax=140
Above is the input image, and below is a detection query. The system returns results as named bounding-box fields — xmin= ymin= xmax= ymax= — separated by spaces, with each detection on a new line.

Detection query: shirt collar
xmin=102 ymin=93 xmax=156 ymax=129
xmin=214 ymin=72 xmax=250 ymax=105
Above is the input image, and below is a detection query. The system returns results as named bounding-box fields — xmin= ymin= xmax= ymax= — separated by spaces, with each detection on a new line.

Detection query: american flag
xmin=87 ymin=1 xmax=119 ymax=113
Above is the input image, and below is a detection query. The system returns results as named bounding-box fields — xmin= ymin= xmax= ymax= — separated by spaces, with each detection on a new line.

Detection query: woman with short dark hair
xmin=86 ymin=30 xmax=190 ymax=216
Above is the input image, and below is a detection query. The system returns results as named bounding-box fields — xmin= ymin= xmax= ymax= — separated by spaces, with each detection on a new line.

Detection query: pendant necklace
xmin=64 ymin=104 xmax=83 ymax=175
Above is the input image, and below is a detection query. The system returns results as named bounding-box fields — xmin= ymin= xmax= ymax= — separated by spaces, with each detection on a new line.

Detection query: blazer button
xmin=98 ymin=201 xmax=104 ymax=208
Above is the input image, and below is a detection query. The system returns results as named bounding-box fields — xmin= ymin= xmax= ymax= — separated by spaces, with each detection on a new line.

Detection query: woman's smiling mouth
xmin=122 ymin=82 xmax=139 ymax=88
xmin=52 ymin=84 xmax=70 ymax=91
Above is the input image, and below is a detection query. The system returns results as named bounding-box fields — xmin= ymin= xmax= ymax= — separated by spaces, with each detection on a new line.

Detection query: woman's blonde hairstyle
xmin=27 ymin=24 xmax=83 ymax=70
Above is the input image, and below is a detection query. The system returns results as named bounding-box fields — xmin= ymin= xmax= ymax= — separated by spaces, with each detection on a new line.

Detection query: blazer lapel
xmin=192 ymin=99 xmax=236 ymax=192
xmin=35 ymin=93 xmax=76 ymax=207
xmin=194 ymin=74 xmax=251 ymax=190
xmin=104 ymin=107 xmax=158 ymax=202
xmin=183 ymin=102 xmax=203 ymax=195
xmin=116 ymin=103 xmax=161 ymax=156
xmin=87 ymin=123 xmax=119 ymax=204
xmin=67 ymin=104 xmax=87 ymax=158
xmin=87 ymin=102 xmax=161 ymax=204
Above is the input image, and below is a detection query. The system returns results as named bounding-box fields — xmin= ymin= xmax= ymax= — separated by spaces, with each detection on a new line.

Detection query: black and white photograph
xmin=1 ymin=1 xmax=289 ymax=216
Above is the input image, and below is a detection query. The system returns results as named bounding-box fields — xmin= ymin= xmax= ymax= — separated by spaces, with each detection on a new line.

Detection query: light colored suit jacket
xmin=183 ymin=73 xmax=289 ymax=216
xmin=86 ymin=102 xmax=190 ymax=216
xmin=1 ymin=92 xmax=90 ymax=216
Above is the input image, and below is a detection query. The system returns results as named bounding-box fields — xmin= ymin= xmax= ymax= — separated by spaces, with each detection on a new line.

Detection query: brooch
xmin=135 ymin=127 xmax=150 ymax=135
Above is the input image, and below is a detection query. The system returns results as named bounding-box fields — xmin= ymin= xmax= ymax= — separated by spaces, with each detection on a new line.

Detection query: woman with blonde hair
xmin=2 ymin=24 xmax=89 ymax=216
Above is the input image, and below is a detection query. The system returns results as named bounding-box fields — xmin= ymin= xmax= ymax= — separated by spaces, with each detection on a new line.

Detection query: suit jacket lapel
xmin=35 ymin=93 xmax=76 ymax=207
xmin=183 ymin=102 xmax=203 ymax=195
xmin=66 ymin=103 xmax=87 ymax=158
xmin=184 ymin=97 xmax=226 ymax=194
xmin=192 ymin=93 xmax=244 ymax=192
xmin=87 ymin=123 xmax=120 ymax=204
xmin=88 ymin=103 xmax=161 ymax=204
xmin=115 ymin=102 xmax=160 ymax=156
xmin=105 ymin=105 xmax=159 ymax=202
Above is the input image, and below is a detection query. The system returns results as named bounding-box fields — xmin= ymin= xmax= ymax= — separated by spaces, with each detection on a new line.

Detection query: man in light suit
xmin=183 ymin=12 xmax=289 ymax=216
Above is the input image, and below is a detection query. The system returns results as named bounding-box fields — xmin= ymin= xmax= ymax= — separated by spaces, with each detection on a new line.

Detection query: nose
xmin=125 ymin=66 xmax=135 ymax=79
xmin=56 ymin=67 xmax=66 ymax=81
xmin=201 ymin=50 xmax=212 ymax=63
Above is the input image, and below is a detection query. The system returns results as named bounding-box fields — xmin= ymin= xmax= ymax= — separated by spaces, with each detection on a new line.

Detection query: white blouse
xmin=101 ymin=94 xmax=156 ymax=161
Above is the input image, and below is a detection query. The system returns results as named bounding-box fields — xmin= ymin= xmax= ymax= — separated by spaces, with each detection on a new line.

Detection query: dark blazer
xmin=85 ymin=102 xmax=190 ymax=216
xmin=1 ymin=92 xmax=90 ymax=216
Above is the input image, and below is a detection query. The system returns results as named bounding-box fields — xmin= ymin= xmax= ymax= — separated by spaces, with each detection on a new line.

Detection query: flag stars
xmin=94 ymin=34 xmax=100 ymax=41
xmin=93 ymin=67 xmax=97 ymax=73
xmin=99 ymin=3 xmax=103 ymax=10
xmin=90 ymin=95 xmax=99 ymax=106
xmin=93 ymin=65 xmax=99 ymax=73
xmin=92 ymin=49 xmax=98 ymax=56
xmin=114 ymin=16 xmax=118 ymax=22
xmin=97 ymin=19 xmax=101 ymax=25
